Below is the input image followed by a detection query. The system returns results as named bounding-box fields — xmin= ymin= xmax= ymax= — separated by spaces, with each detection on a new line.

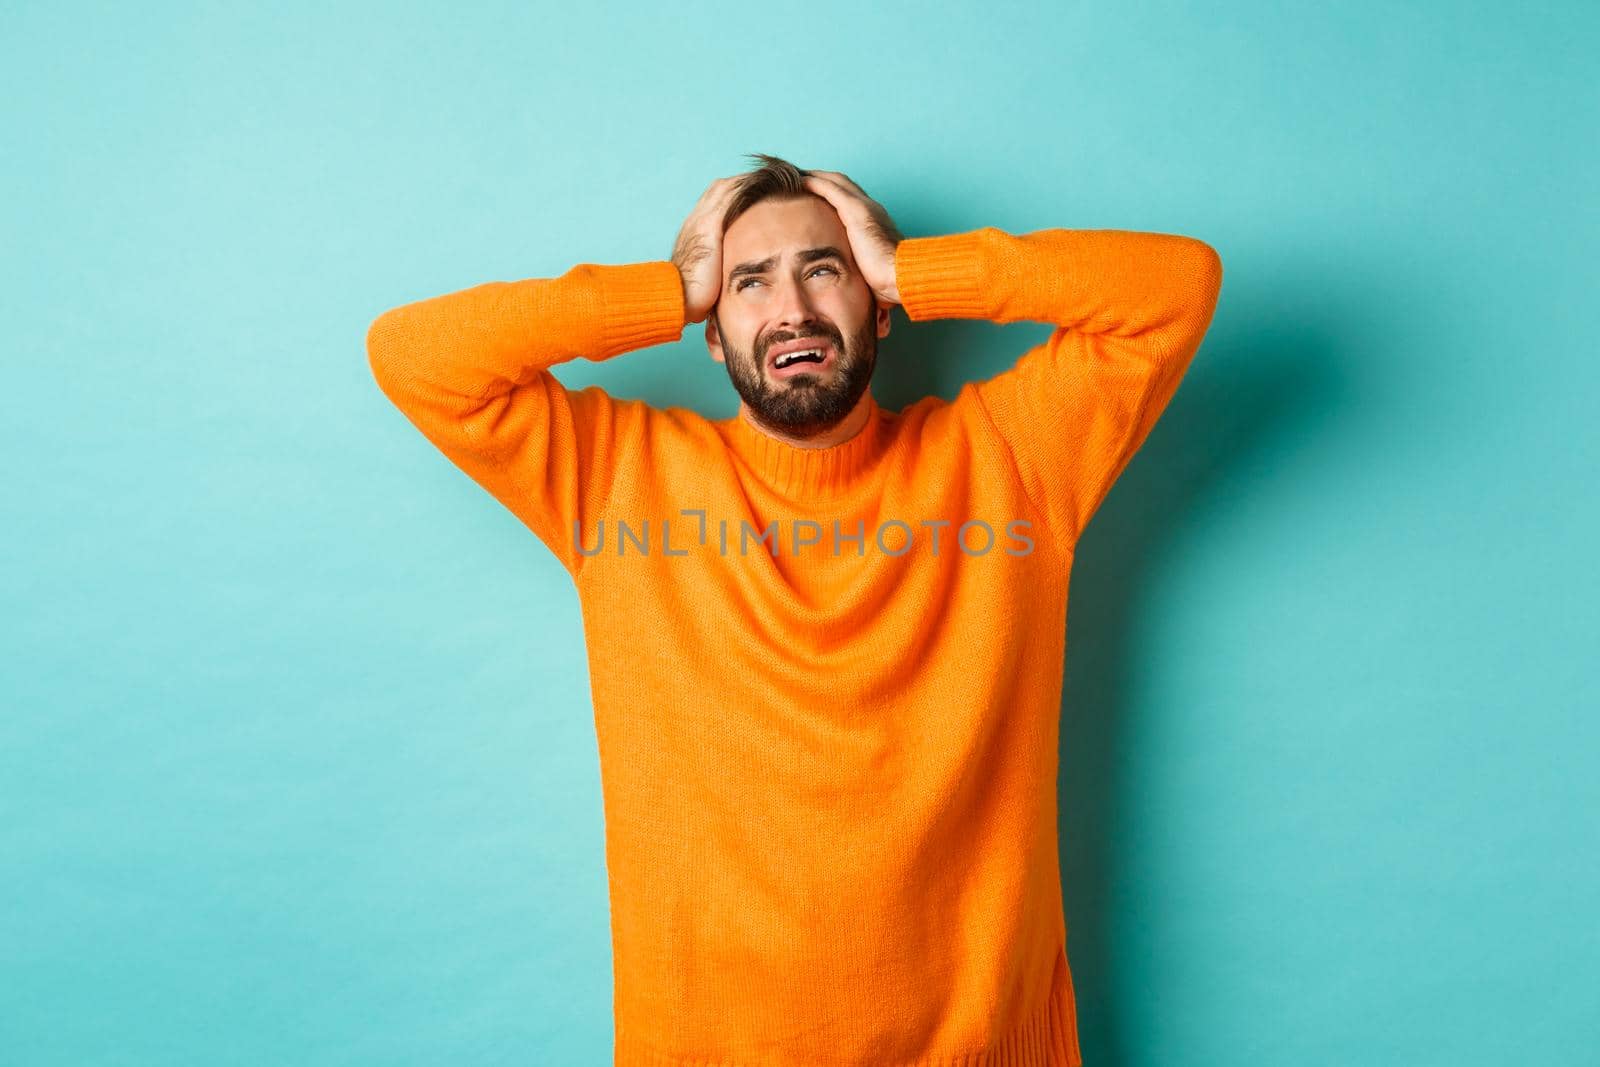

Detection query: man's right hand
xmin=671 ymin=177 xmax=740 ymax=325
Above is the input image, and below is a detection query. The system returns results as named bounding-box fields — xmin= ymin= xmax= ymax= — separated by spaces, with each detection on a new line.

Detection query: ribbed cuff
xmin=594 ymin=260 xmax=687 ymax=359
xmin=894 ymin=227 xmax=1000 ymax=322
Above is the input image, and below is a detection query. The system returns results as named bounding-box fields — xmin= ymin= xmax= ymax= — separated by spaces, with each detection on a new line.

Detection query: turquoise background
xmin=3 ymin=2 xmax=1595 ymax=1064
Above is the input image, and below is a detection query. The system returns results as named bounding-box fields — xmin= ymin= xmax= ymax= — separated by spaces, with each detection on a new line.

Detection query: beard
xmin=716 ymin=311 xmax=878 ymax=439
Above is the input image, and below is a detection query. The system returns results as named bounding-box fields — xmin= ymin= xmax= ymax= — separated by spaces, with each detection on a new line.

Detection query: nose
xmin=771 ymin=272 xmax=821 ymax=334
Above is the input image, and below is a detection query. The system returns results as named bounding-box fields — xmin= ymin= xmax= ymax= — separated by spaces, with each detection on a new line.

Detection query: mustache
xmin=761 ymin=328 xmax=840 ymax=354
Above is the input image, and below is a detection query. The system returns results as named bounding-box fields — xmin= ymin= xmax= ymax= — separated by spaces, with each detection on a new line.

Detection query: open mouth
xmin=767 ymin=341 xmax=835 ymax=377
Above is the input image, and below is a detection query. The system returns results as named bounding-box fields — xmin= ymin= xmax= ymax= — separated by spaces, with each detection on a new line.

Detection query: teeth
xmin=775 ymin=348 xmax=823 ymax=369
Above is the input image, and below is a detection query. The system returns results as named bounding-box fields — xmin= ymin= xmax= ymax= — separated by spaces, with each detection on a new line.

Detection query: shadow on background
xmin=1057 ymin=326 xmax=1333 ymax=1065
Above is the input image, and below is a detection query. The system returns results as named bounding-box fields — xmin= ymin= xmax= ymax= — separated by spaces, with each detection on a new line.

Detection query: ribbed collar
xmin=721 ymin=393 xmax=891 ymax=497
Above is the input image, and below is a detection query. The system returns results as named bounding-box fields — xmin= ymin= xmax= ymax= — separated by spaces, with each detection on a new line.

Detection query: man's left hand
xmin=803 ymin=171 xmax=903 ymax=308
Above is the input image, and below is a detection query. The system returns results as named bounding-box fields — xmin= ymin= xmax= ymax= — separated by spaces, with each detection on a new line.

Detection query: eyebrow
xmin=727 ymin=246 xmax=847 ymax=285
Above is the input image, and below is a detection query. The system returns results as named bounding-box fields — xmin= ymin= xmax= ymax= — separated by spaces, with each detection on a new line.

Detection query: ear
xmin=705 ymin=314 xmax=725 ymax=364
xmin=875 ymin=301 xmax=893 ymax=340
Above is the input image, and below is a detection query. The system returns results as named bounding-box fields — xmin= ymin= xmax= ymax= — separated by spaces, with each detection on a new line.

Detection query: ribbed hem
xmin=894 ymin=228 xmax=1005 ymax=323
xmin=594 ymin=260 xmax=688 ymax=358
xmin=720 ymin=393 xmax=891 ymax=497
xmin=613 ymin=942 xmax=1082 ymax=1067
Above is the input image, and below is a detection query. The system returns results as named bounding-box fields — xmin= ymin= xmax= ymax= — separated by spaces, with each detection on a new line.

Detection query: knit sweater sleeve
xmin=365 ymin=260 xmax=686 ymax=576
xmin=893 ymin=227 xmax=1223 ymax=544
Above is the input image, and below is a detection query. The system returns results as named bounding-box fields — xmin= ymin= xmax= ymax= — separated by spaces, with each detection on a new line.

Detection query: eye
xmin=735 ymin=265 xmax=840 ymax=292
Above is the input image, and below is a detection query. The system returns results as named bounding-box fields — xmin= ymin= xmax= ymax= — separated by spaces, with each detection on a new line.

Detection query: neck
xmin=722 ymin=389 xmax=888 ymax=496
xmin=736 ymin=389 xmax=876 ymax=449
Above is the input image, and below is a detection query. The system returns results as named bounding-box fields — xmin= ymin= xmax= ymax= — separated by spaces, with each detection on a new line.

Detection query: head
xmin=706 ymin=153 xmax=893 ymax=440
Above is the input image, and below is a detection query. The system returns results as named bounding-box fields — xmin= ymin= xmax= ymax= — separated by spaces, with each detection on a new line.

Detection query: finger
xmin=713 ymin=177 xmax=743 ymax=214
xmin=802 ymin=173 xmax=850 ymax=205
xmin=805 ymin=176 xmax=874 ymax=226
xmin=700 ymin=177 xmax=738 ymax=211
xmin=813 ymin=170 xmax=867 ymax=197
xmin=808 ymin=175 xmax=876 ymax=221
xmin=691 ymin=180 xmax=739 ymax=230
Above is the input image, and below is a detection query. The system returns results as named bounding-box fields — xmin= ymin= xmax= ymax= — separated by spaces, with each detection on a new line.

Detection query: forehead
xmin=722 ymin=195 xmax=850 ymax=265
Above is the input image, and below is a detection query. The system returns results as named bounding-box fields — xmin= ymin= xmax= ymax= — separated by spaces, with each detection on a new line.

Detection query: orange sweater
xmin=367 ymin=226 xmax=1223 ymax=1066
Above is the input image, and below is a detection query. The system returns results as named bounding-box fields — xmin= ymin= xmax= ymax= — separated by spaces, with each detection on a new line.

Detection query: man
xmin=367 ymin=153 xmax=1222 ymax=1067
